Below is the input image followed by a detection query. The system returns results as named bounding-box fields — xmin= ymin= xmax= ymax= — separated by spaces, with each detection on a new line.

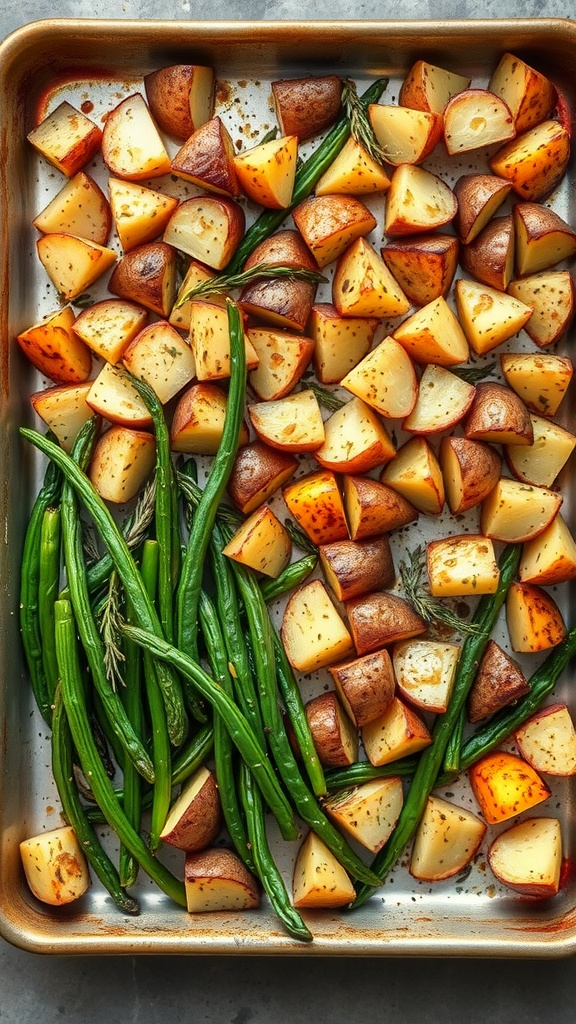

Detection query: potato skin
xmin=227 ymin=441 xmax=298 ymax=514
xmin=346 ymin=591 xmax=426 ymax=656
xmin=272 ymin=75 xmax=342 ymax=141
xmin=305 ymin=691 xmax=358 ymax=767
xmin=467 ymin=639 xmax=530 ymax=723
xmin=329 ymin=649 xmax=395 ymax=727
xmin=460 ymin=214 xmax=514 ymax=291
xmin=319 ymin=536 xmax=395 ymax=602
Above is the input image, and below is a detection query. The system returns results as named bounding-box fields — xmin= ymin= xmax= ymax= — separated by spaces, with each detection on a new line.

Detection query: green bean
xmin=239 ymin=763 xmax=313 ymax=943
xmin=140 ymin=540 xmax=172 ymax=853
xmin=60 ymin=422 xmax=155 ymax=784
xmin=352 ymin=543 xmax=521 ymax=909
xmin=234 ymin=565 xmax=381 ymax=887
xmin=226 ymin=77 xmax=389 ymax=274
xmin=19 ymin=452 xmax=62 ymax=724
xmin=447 ymin=625 xmax=576 ymax=778
xmin=171 ymin=721 xmax=214 ymax=787
xmin=176 ymin=300 xmax=247 ymax=665
xmin=51 ymin=682 xmax=140 ymax=915
xmin=37 ymin=506 xmax=62 ymax=707
xmin=54 ymin=599 xmax=187 ymax=907
xmin=442 ymin=704 xmax=466 ymax=775
xmin=272 ymin=630 xmax=327 ymax=800
xmin=260 ymin=553 xmax=318 ymax=604
xmin=20 ymin=426 xmax=188 ymax=747
xmin=118 ymin=587 xmax=145 ymax=887
xmin=199 ymin=592 xmax=256 ymax=873
xmin=128 ymin=373 xmax=179 ymax=642
xmin=120 ymin=622 xmax=298 ymax=842
xmin=324 ymin=758 xmax=418 ymax=793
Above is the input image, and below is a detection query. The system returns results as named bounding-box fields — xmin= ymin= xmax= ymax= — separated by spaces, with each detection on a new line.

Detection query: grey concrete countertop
xmin=2 ymin=2 xmax=576 ymax=1021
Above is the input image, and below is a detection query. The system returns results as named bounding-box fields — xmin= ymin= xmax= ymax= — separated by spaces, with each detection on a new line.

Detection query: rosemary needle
xmin=174 ymin=264 xmax=324 ymax=308
xmin=399 ymin=545 xmax=482 ymax=637
xmin=342 ymin=77 xmax=393 ymax=167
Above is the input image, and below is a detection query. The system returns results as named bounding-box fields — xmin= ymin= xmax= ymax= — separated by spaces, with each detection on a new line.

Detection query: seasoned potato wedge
xmin=346 ymin=591 xmax=426 ymax=656
xmin=185 ymin=848 xmax=259 ymax=913
xmin=33 ymin=171 xmax=111 ymax=245
xmin=368 ymin=104 xmax=443 ymax=166
xmin=455 ymin=278 xmax=532 ymax=355
xmin=332 ymin=237 xmax=410 ymax=318
xmin=282 ymin=580 xmax=354 ymax=673
xmin=488 ymin=817 xmax=562 ymax=898
xmin=102 ymin=93 xmax=171 ymax=180
xmin=17 ymin=305 xmax=92 ymax=384
xmin=515 ymin=704 xmax=576 ymax=777
xmin=160 ymin=766 xmax=222 ymax=851
xmin=222 ymin=504 xmax=292 ymax=579
xmin=500 ymin=351 xmax=573 ymax=415
xmin=381 ymin=437 xmax=444 ymax=515
xmin=324 ymin=777 xmax=404 ymax=853
xmin=315 ymin=136 xmax=391 ymax=196
xmin=292 ymin=831 xmax=355 ymax=909
xmin=519 ymin=513 xmax=576 ymax=586
xmin=20 ymin=825 xmax=90 ymax=906
xmin=402 ymin=364 xmax=475 ymax=434
xmin=453 ymin=172 xmax=512 ymax=244
xmin=506 ymin=580 xmax=566 ymax=653
xmin=513 ymin=204 xmax=576 ymax=278
xmin=144 ymin=63 xmax=215 ymax=142
xmin=505 ymin=414 xmax=576 ymax=487
xmin=109 ymin=178 xmax=179 ymax=252
xmin=426 ymin=534 xmax=500 ymax=597
xmin=272 ymin=75 xmax=342 ymax=141
xmin=169 ymin=259 xmax=216 ymax=332
xmin=283 ymin=469 xmax=349 ymax=546
xmin=86 ymin=363 xmax=153 ymax=429
xmin=384 ymin=164 xmax=457 ymax=236
xmin=315 ymin=396 xmax=396 ymax=475
xmin=247 ymin=327 xmax=314 ymax=400
xmin=381 ymin=233 xmax=459 ymax=306
xmin=329 ymin=649 xmax=396 ymax=727
xmin=170 ymin=382 xmax=249 ymax=455
xmin=249 ymin=389 xmax=325 ymax=452
xmin=305 ymin=691 xmax=359 ymax=767
xmin=293 ymin=194 xmax=377 ymax=268
xmin=489 ymin=53 xmax=557 ymax=133
xmin=89 ymin=426 xmax=156 ymax=504
xmin=489 ymin=120 xmax=571 ymax=202
xmin=30 ymin=382 xmax=94 ymax=453
xmin=467 ymin=639 xmax=529 ymax=724
xmin=171 ymin=116 xmax=240 ymax=197
xmin=392 ymin=296 xmax=469 ymax=366
xmin=309 ymin=303 xmax=378 ymax=384
xmin=36 ymin=233 xmax=117 ymax=302
xmin=27 ymin=101 xmax=102 ymax=177
xmin=464 ymin=381 xmax=533 ymax=446
xmin=340 ymin=335 xmax=418 ymax=419
xmin=72 ymin=298 xmax=148 ymax=364
xmin=109 ymin=241 xmax=178 ymax=317
xmin=410 ymin=796 xmax=486 ymax=882
xmin=399 ymin=60 xmax=470 ymax=113
xmin=443 ymin=88 xmax=515 ymax=155
xmin=440 ymin=435 xmax=501 ymax=514
xmin=480 ymin=478 xmax=562 ymax=543
xmin=240 ymin=275 xmax=317 ymax=332
xmin=189 ymin=299 xmax=258 ymax=382
xmin=469 ymin=751 xmax=550 ymax=824
xmin=234 ymin=134 xmax=298 ymax=209
xmin=393 ymin=639 xmax=460 ymax=714
xmin=319 ymin=536 xmax=395 ymax=602
xmin=123 ymin=320 xmax=196 ymax=404
xmin=361 ymin=696 xmax=432 ymax=766
xmin=343 ymin=474 xmax=418 ymax=540
xmin=459 ymin=215 xmax=515 ymax=292
xmin=228 ymin=441 xmax=297 ymax=516
xmin=163 ymin=196 xmax=245 ymax=270
xmin=507 ymin=271 xmax=575 ymax=348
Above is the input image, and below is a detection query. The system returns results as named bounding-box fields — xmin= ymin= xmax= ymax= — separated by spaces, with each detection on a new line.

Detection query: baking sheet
xmin=1 ymin=17 xmax=576 ymax=956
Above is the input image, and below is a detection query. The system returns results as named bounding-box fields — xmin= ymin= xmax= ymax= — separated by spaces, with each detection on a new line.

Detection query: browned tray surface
xmin=1 ymin=18 xmax=576 ymax=956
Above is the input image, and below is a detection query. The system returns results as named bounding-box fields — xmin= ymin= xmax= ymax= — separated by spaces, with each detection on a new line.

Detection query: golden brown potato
xmin=314 ymin=396 xmax=396 ymax=475
xmin=20 ymin=825 xmax=91 ymax=906
xmin=17 ymin=305 xmax=92 ymax=385
xmin=36 ymin=233 xmax=117 ymax=303
xmin=519 ymin=513 xmax=576 ymax=586
xmin=489 ymin=120 xmax=571 ymax=202
xmin=30 ymin=382 xmax=94 ymax=453
xmin=89 ymin=426 xmax=156 ymax=504
xmin=163 ymin=196 xmax=245 ymax=271
xmin=506 ymin=581 xmax=566 ymax=653
xmin=443 ymin=88 xmax=515 ymax=155
xmin=513 ymin=203 xmax=576 ymax=277
xmin=248 ymin=389 xmax=325 ymax=452
xmin=272 ymin=74 xmax=342 ymax=141
xmin=123 ymin=320 xmax=196 ymax=405
xmin=500 ymin=351 xmax=573 ymax=416
xmin=305 ymin=691 xmax=359 ymax=767
xmin=27 ymin=100 xmax=102 ymax=177
xmin=402 ymin=364 xmax=475 ymax=435
xmin=410 ymin=796 xmax=486 ymax=882
xmin=171 ymin=116 xmax=240 ymax=197
xmin=283 ymin=469 xmax=349 ymax=546
xmin=440 ymin=435 xmax=501 ymax=514
xmin=234 ymin=135 xmax=298 ymax=209
xmin=399 ymin=60 xmax=470 ymax=113
xmin=368 ymin=104 xmax=443 ymax=165
xmin=109 ymin=178 xmax=179 ymax=253
xmin=102 ymin=93 xmax=171 ymax=180
xmin=459 ymin=215 xmax=514 ymax=291
xmin=455 ymin=278 xmax=533 ymax=356
xmin=467 ymin=639 xmax=530 ymax=723
xmin=314 ymin=137 xmax=391 ymax=196
xmin=426 ymin=535 xmax=500 ymax=597
xmin=332 ymin=238 xmax=410 ymax=318
xmin=464 ymin=381 xmax=534 ymax=445
xmin=282 ymin=580 xmax=354 ymax=673
xmin=380 ymin=436 xmax=445 ymax=515
xmin=292 ymin=831 xmax=355 ymax=909
xmin=515 ymin=704 xmax=576 ymax=777
xmin=309 ymin=303 xmax=378 ymax=384
xmin=381 ymin=233 xmax=459 ymax=306
xmin=144 ymin=64 xmax=215 ymax=142
xmin=392 ymin=296 xmax=469 ymax=366
xmin=480 ymin=478 xmax=562 ymax=544
xmin=228 ymin=441 xmax=297 ymax=515
xmin=505 ymin=413 xmax=576 ymax=487
xmin=293 ymin=194 xmax=377 ymax=268
xmin=319 ymin=536 xmax=395 ymax=602
xmin=488 ymin=53 xmax=557 ymax=133
xmin=222 ymin=504 xmax=292 ymax=579
xmin=243 ymin=228 xmax=318 ymax=272
xmin=86 ymin=363 xmax=153 ymax=430
xmin=184 ymin=848 xmax=260 ymax=913
xmin=345 ymin=591 xmax=426 ymax=656
xmin=109 ymin=241 xmax=178 ymax=317
xmin=361 ymin=696 xmax=432 ymax=766
xmin=343 ymin=474 xmax=419 ymax=540
xmin=384 ymin=164 xmax=457 ymax=236
xmin=507 ymin=271 xmax=575 ymax=348
xmin=33 ymin=171 xmax=111 ymax=245
xmin=247 ymin=327 xmax=314 ymax=401
xmin=170 ymin=382 xmax=249 ymax=455
xmin=453 ymin=173 xmax=512 ymax=244
xmin=329 ymin=649 xmax=396 ymax=727
xmin=340 ymin=335 xmax=418 ymax=419
xmin=324 ymin=777 xmax=404 ymax=853
xmin=469 ymin=751 xmax=550 ymax=825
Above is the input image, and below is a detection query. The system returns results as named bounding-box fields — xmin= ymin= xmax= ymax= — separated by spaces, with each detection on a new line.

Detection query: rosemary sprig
xmin=174 ymin=264 xmax=325 ymax=309
xmin=342 ymin=77 xmax=393 ymax=166
xmin=305 ymin=380 xmax=346 ymax=412
xmin=99 ymin=568 xmax=126 ymax=690
xmin=453 ymin=362 xmax=497 ymax=385
xmin=124 ymin=477 xmax=157 ymax=551
xmin=284 ymin=519 xmax=318 ymax=556
xmin=399 ymin=545 xmax=482 ymax=636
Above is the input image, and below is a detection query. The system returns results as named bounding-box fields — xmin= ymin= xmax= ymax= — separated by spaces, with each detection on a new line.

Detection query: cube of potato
xmin=454 ymin=278 xmax=532 ymax=355
xmin=453 ymin=172 xmax=512 ymax=244
xmin=234 ymin=134 xmax=298 ymax=209
xmin=30 ymin=382 xmax=94 ymax=453
xmin=399 ymin=60 xmax=471 ymax=114
xmin=123 ymin=321 xmax=196 ymax=405
xmin=27 ymin=101 xmax=102 ymax=177
xmin=292 ymin=831 xmax=355 ymax=909
xmin=37 ymin=233 xmax=117 ymax=302
xmin=314 ymin=136 xmax=391 ymax=196
xmin=189 ymin=299 xmax=258 ymax=382
xmin=171 ymin=116 xmax=240 ymax=198
xmin=467 ymin=639 xmax=529 ymax=724
xmin=469 ymin=751 xmax=550 ymax=824
xmin=513 ymin=204 xmax=576 ymax=278
xmin=20 ymin=825 xmax=91 ymax=906
xmin=109 ymin=177 xmax=179 ymax=252
xmin=507 ymin=271 xmax=575 ymax=348
xmin=519 ymin=513 xmax=576 ymax=586
xmin=324 ymin=776 xmax=404 ymax=853
xmin=170 ymin=382 xmax=249 ymax=456
xmin=329 ymin=649 xmax=395 ymax=727
xmin=361 ymin=696 xmax=432 ymax=766
xmin=459 ymin=214 xmax=515 ymax=292
xmin=169 ymin=259 xmax=217 ymax=333
xmin=33 ymin=171 xmax=111 ymax=245
xmin=86 ymin=363 xmax=153 ymax=430
xmin=319 ymin=536 xmax=395 ymax=602
xmin=160 ymin=765 xmax=222 ymax=852
xmin=332 ymin=237 xmax=410 ymax=318
xmin=304 ymin=691 xmax=358 ymax=767
xmin=343 ymin=474 xmax=418 ymax=540
xmin=443 ymin=89 xmax=515 ymax=155
xmin=102 ymin=93 xmax=171 ymax=180
xmin=368 ymin=104 xmax=443 ymax=165
xmin=392 ymin=296 xmax=469 ymax=366
xmin=506 ymin=581 xmax=566 ymax=653
xmin=308 ymin=303 xmax=377 ymax=384
xmin=384 ymin=163 xmax=457 ymax=236
xmin=247 ymin=326 xmax=314 ymax=400
xmin=272 ymin=74 xmax=342 ymax=142
xmin=89 ymin=426 xmax=156 ymax=503
xmin=222 ymin=504 xmax=291 ymax=579
xmin=464 ymin=381 xmax=533 ymax=446
xmin=144 ymin=63 xmax=215 ymax=143
xmin=17 ymin=305 xmax=92 ymax=384
xmin=281 ymin=579 xmax=354 ymax=673
xmin=381 ymin=233 xmax=459 ymax=306
xmin=340 ymin=335 xmax=418 ymax=419
xmin=402 ymin=364 xmax=475 ymax=434
xmin=346 ymin=591 xmax=426 ymax=656
xmin=426 ymin=535 xmax=500 ymax=597
xmin=72 ymin=298 xmax=148 ymax=365
xmin=228 ymin=441 xmax=297 ymax=516
xmin=109 ymin=241 xmax=178 ymax=318
xmin=392 ymin=639 xmax=460 ymax=714
xmin=505 ymin=414 xmax=576 ymax=488
xmin=185 ymin=848 xmax=259 ymax=913
xmin=283 ymin=469 xmax=349 ymax=546
xmin=489 ymin=53 xmax=557 ymax=133
xmin=480 ymin=478 xmax=562 ymax=544
xmin=292 ymin=194 xmax=377 ymax=268
xmin=314 ymin=396 xmax=396 ymax=475
xmin=489 ymin=120 xmax=570 ymax=202
xmin=410 ymin=795 xmax=486 ymax=882
xmin=488 ymin=817 xmax=562 ymax=898
xmin=500 ymin=352 xmax=573 ymax=416
xmin=240 ymin=275 xmax=317 ymax=333
xmin=249 ymin=389 xmax=325 ymax=453
xmin=440 ymin=436 xmax=501 ymax=515
xmin=381 ymin=437 xmax=444 ymax=515
xmin=163 ymin=196 xmax=245 ymax=271
xmin=515 ymin=704 xmax=576 ymax=777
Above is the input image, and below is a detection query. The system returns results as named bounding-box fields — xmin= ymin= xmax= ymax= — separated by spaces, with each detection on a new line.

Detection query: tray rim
xmin=2 ymin=15 xmax=576 ymax=958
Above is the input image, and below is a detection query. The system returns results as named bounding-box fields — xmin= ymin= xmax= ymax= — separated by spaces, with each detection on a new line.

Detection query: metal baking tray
xmin=1 ymin=17 xmax=576 ymax=956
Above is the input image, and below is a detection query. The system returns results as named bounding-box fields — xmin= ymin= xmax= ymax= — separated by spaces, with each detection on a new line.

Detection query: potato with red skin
xmin=160 ymin=766 xmax=222 ymax=851
xmin=488 ymin=818 xmax=562 ymax=898
xmin=319 ymin=536 xmax=395 ymax=602
xmin=329 ymin=649 xmax=396 ymax=728
xmin=305 ymin=691 xmax=359 ymax=768
xmin=171 ymin=116 xmax=240 ymax=198
xmin=467 ymin=639 xmax=530 ymax=723
xmin=227 ymin=441 xmax=297 ymax=516
xmin=272 ymin=75 xmax=342 ymax=141
xmin=440 ymin=436 xmax=501 ymax=514
xmin=453 ymin=173 xmax=512 ymax=244
xmin=184 ymin=848 xmax=260 ymax=913
xmin=109 ymin=241 xmax=178 ymax=317
xmin=144 ymin=64 xmax=215 ymax=142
